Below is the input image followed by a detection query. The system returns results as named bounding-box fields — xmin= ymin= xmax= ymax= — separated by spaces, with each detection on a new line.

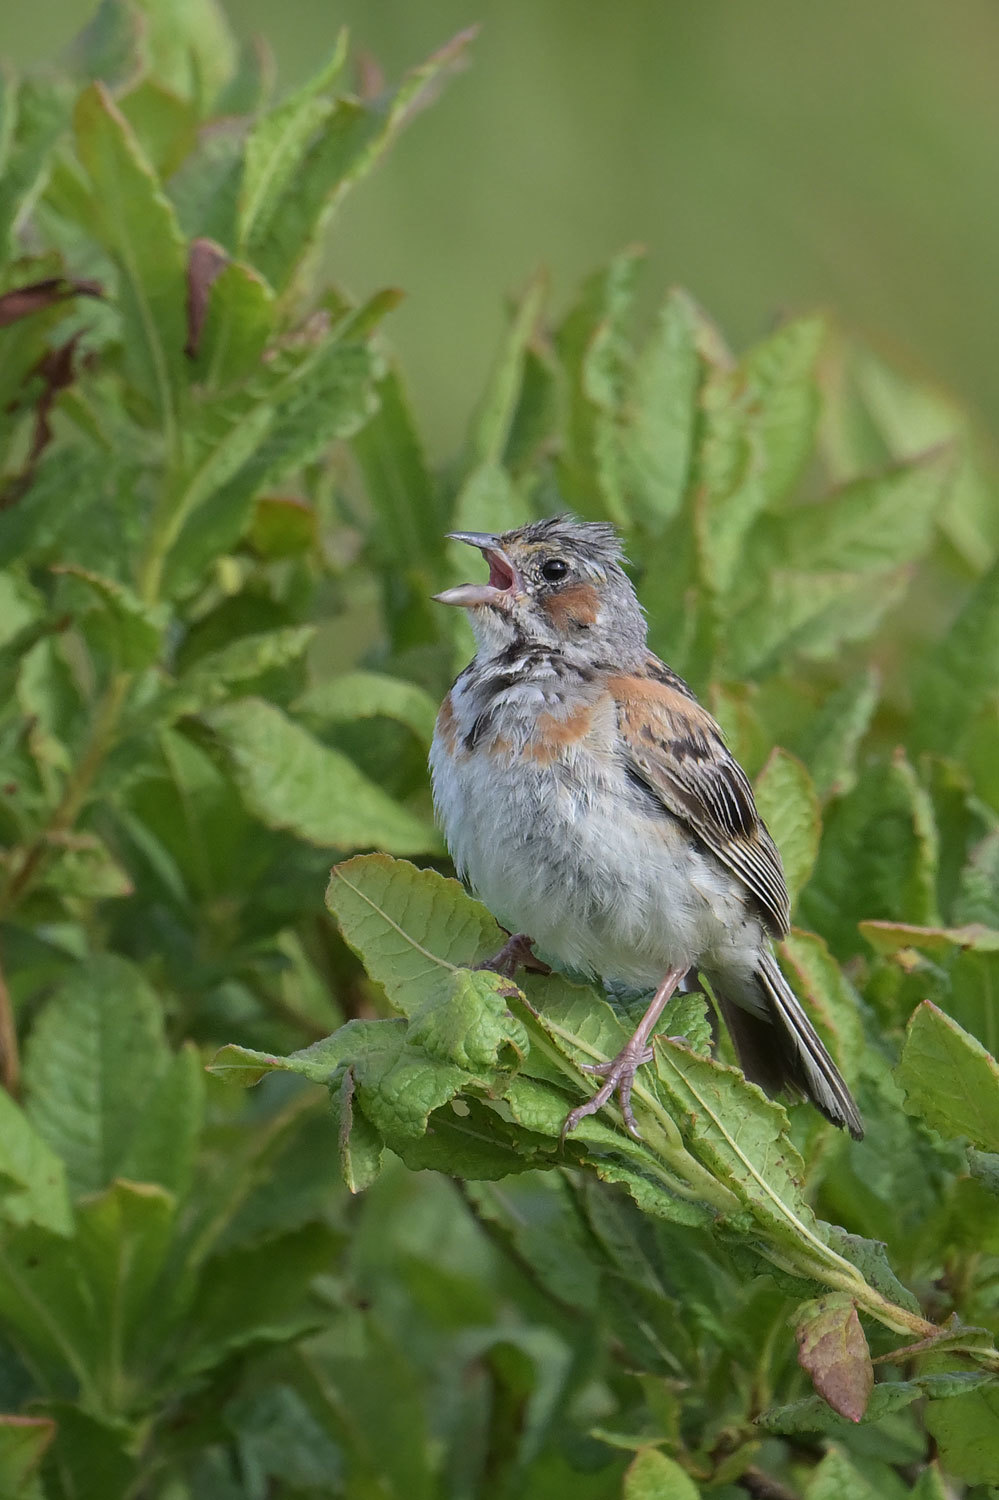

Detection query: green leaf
xmin=896 ymin=1000 xmax=999 ymax=1149
xmin=801 ymin=752 xmax=940 ymax=958
xmin=22 ymin=954 xmax=171 ymax=1196
xmin=727 ymin=565 xmax=911 ymax=677
xmin=923 ymin=1382 xmax=999 ymax=1485
xmin=760 ymin=1371 xmax=995 ymax=1437
xmin=622 ymin=1448 xmax=700 ymax=1500
xmin=119 ymin=1042 xmax=205 ymax=1196
xmin=753 ymin=748 xmax=820 ymax=904
xmin=202 ymin=697 xmax=441 ymax=855
xmin=55 ymin=564 xmax=166 ymax=669
xmin=39 ymin=1404 xmax=136 ymax=1500
xmin=556 ymin=248 xmax=643 ymax=525
xmin=0 ymin=1416 xmax=55 ymax=1498
xmin=621 ymin=287 xmax=701 ymax=531
xmin=804 ymin=1446 xmax=881 ymax=1500
xmin=0 ymin=1089 xmax=73 ymax=1236
xmin=0 ymin=77 xmax=67 ymax=260
xmin=913 ymin=557 xmax=999 ymax=755
xmin=352 ymin=367 xmax=442 ymax=573
xmin=294 ymin=671 xmax=439 ymax=746
xmin=779 ymin=929 xmax=864 ymax=1080
xmin=165 ymin=339 xmax=379 ymax=588
xmin=780 ymin=450 xmax=951 ymax=574
xmin=325 ymin=854 xmax=505 ymax=1012
xmin=466 ymin=269 xmax=547 ymax=470
xmin=237 ymin=32 xmax=349 ymax=255
xmin=73 ymin=83 xmax=187 ymax=433
xmin=131 ymin=0 xmax=238 ymax=107
xmin=860 ymin=920 xmax=999 ymax=957
xmin=794 ymin=668 xmax=880 ymax=802
xmin=795 ymin=1294 xmax=873 ymax=1422
xmin=741 ymin=314 xmax=826 ymax=507
xmin=73 ymin=1180 xmax=176 ymax=1380
xmin=190 ymin=257 xmax=275 ymax=390
xmin=175 ymin=1222 xmax=343 ymax=1379
xmin=651 ymin=1041 xmax=830 ymax=1257
xmin=243 ymin=28 xmax=478 ymax=292
xmin=329 ymin=1066 xmax=384 ymax=1193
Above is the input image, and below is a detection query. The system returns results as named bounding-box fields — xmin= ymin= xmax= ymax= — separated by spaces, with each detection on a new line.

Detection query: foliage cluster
xmin=2 ymin=3 xmax=999 ymax=1497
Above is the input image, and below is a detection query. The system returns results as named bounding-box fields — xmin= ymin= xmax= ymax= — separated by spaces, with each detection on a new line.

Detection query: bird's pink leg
xmin=474 ymin=932 xmax=551 ymax=980
xmin=562 ymin=964 xmax=688 ymax=1141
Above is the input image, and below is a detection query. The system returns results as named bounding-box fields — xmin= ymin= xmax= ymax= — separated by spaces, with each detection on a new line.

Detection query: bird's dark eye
xmin=540 ymin=557 xmax=570 ymax=582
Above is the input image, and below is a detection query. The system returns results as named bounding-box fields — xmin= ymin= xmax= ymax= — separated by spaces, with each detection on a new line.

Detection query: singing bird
xmin=429 ymin=517 xmax=862 ymax=1141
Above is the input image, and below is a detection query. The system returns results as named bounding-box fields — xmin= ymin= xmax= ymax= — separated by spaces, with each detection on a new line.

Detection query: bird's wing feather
xmin=610 ymin=660 xmax=791 ymax=937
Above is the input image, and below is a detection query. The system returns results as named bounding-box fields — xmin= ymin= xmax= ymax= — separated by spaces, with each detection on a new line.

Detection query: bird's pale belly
xmin=434 ymin=744 xmax=758 ymax=990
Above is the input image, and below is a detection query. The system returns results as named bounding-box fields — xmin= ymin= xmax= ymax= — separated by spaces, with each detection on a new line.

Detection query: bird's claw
xmin=561 ymin=1042 xmax=653 ymax=1143
xmin=474 ymin=932 xmax=552 ymax=980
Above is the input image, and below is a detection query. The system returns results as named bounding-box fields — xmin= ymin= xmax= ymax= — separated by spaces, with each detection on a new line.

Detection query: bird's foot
xmin=474 ymin=932 xmax=551 ymax=980
xmin=561 ymin=1039 xmax=656 ymax=1142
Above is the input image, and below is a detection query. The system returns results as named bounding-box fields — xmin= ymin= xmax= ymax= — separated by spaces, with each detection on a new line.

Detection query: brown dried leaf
xmin=796 ymin=1294 xmax=873 ymax=1423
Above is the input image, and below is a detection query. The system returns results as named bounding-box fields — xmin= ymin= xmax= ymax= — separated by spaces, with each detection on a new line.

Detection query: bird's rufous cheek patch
xmin=542 ymin=582 xmax=601 ymax=630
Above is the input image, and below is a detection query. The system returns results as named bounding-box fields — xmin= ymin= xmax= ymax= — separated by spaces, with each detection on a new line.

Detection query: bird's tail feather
xmin=716 ymin=950 xmax=863 ymax=1140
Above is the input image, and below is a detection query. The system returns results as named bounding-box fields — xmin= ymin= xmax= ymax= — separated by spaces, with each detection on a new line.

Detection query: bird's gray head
xmin=433 ymin=516 xmax=647 ymax=665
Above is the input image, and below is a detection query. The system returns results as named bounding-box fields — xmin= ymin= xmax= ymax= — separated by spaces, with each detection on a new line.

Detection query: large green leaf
xmin=202 ymin=698 xmax=442 ymax=855
xmin=0 ymin=1415 xmax=55 ymax=1499
xmin=325 ymin=854 xmax=504 ymax=1012
xmin=896 ymin=1000 xmax=999 ymax=1149
xmin=73 ymin=83 xmax=187 ymax=434
xmin=22 ymin=955 xmax=171 ymax=1197
xmin=753 ymin=747 xmax=821 ymax=905
xmin=0 ymin=1090 xmax=72 ymax=1236
xmin=913 ymin=557 xmax=999 ymax=755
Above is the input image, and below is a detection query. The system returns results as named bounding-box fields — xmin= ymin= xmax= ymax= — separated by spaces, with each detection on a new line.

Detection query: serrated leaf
xmin=22 ymin=954 xmax=171 ymax=1196
xmin=801 ymin=752 xmax=940 ymax=958
xmin=796 ymin=1294 xmax=873 ymax=1422
xmin=0 ymin=1088 xmax=73 ymax=1236
xmin=556 ymin=248 xmax=643 ymax=525
xmin=794 ymin=668 xmax=880 ymax=801
xmin=0 ymin=77 xmax=66 ymax=260
xmin=166 ymin=339 xmax=379 ymax=588
xmin=73 ymin=1180 xmax=176 ymax=1377
xmin=190 ymin=257 xmax=275 ymax=390
xmin=56 ymin=564 xmax=165 ymax=669
xmin=754 ymin=748 xmax=820 ymax=903
xmin=243 ymin=28 xmax=478 ymax=292
xmin=822 ymin=1228 xmax=922 ymax=1316
xmin=913 ymin=557 xmax=999 ymax=755
xmin=652 ymin=1041 xmax=830 ymax=1257
xmin=623 ymin=1448 xmax=699 ymax=1500
xmin=238 ymin=32 xmax=349 ymax=255
xmin=326 ymin=854 xmax=505 ymax=1012
xmin=295 ymin=671 xmax=438 ymax=746
xmin=73 ymin=83 xmax=187 ymax=432
xmin=742 ymin=314 xmax=825 ymax=507
xmin=781 ymin=451 xmax=951 ymax=574
xmin=143 ymin=624 xmax=315 ymax=725
xmin=623 ymin=286 xmax=700 ymax=531
xmin=203 ymin=698 xmax=441 ymax=855
xmin=119 ymin=1041 xmax=205 ymax=1196
xmin=896 ymin=1000 xmax=999 ymax=1149
xmin=726 ymin=565 xmax=910 ymax=677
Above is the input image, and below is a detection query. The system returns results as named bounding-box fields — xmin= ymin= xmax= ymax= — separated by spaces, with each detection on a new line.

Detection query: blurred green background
xmin=4 ymin=0 xmax=999 ymax=459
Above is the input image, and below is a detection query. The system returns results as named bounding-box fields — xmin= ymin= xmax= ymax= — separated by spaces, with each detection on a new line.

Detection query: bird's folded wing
xmin=610 ymin=665 xmax=791 ymax=938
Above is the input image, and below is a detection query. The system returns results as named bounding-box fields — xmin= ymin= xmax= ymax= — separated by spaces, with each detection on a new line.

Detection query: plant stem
xmin=0 ymin=671 xmax=132 ymax=918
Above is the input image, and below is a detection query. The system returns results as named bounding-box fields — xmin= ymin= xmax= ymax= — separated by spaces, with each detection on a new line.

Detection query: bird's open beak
xmin=433 ymin=532 xmax=523 ymax=610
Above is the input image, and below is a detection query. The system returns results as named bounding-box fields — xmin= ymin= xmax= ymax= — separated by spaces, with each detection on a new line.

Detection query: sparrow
xmin=429 ymin=517 xmax=863 ymax=1142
